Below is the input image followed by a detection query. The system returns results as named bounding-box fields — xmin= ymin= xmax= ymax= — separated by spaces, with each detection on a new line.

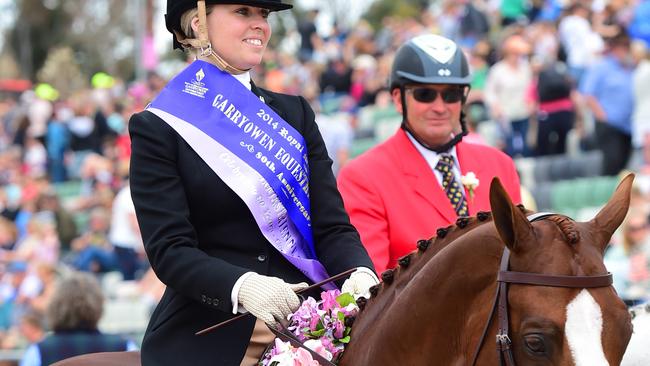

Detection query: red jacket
xmin=338 ymin=129 xmax=522 ymax=274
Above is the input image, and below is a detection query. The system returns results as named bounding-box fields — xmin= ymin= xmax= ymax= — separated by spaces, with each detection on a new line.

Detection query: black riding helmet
xmin=389 ymin=34 xmax=472 ymax=153
xmin=166 ymin=0 xmax=293 ymax=49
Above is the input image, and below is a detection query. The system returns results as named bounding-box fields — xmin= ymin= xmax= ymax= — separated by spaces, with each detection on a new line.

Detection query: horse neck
xmin=342 ymin=218 xmax=504 ymax=364
xmin=348 ymin=216 xmax=489 ymax=331
xmin=402 ymin=226 xmax=504 ymax=337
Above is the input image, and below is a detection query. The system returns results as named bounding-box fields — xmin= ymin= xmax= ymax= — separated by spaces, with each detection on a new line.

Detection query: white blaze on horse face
xmin=565 ymin=289 xmax=608 ymax=366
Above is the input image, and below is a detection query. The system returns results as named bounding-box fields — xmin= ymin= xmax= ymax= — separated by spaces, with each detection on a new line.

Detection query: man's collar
xmin=406 ymin=131 xmax=459 ymax=167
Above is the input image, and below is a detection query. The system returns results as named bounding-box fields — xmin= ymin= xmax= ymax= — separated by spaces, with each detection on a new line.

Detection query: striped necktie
xmin=435 ymin=154 xmax=468 ymax=217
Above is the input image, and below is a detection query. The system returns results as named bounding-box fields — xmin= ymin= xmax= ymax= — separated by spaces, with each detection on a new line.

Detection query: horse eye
xmin=524 ymin=334 xmax=546 ymax=354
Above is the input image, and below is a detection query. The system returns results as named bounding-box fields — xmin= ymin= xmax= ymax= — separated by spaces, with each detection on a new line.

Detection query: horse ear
xmin=590 ymin=173 xmax=635 ymax=252
xmin=489 ymin=177 xmax=533 ymax=253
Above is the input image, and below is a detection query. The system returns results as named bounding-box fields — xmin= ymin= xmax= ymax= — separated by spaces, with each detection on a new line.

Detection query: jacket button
xmin=257 ymin=254 xmax=267 ymax=262
xmin=201 ymin=295 xmax=206 ymax=303
xmin=213 ymin=299 xmax=220 ymax=306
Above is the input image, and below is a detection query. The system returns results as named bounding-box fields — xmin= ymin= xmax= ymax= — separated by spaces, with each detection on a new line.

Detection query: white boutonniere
xmin=461 ymin=172 xmax=480 ymax=201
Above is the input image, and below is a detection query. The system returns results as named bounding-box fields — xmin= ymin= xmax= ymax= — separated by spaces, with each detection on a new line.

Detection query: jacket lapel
xmin=251 ymin=82 xmax=287 ymax=121
xmin=395 ymin=130 xmax=457 ymax=224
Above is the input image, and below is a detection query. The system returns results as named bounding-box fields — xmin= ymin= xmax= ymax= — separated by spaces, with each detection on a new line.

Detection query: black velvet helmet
xmin=166 ymin=0 xmax=293 ymax=48
xmin=389 ymin=34 xmax=471 ymax=90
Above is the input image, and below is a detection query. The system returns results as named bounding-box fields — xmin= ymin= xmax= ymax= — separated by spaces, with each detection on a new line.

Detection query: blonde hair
xmin=179 ymin=5 xmax=215 ymax=43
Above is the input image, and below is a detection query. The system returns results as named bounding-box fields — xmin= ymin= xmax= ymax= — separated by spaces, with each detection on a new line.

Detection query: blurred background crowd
xmin=1 ymin=0 xmax=650 ymax=362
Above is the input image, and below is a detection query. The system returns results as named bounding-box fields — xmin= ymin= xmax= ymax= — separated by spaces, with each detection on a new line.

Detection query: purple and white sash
xmin=148 ymin=60 xmax=333 ymax=288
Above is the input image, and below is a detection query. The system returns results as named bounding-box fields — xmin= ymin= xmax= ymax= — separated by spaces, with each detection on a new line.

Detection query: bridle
xmin=470 ymin=212 xmax=614 ymax=366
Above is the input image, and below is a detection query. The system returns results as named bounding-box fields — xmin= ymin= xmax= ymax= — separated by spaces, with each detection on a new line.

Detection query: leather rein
xmin=470 ymin=212 xmax=614 ymax=366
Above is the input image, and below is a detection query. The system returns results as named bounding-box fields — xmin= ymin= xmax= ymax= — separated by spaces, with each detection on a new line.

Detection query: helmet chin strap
xmin=175 ymin=0 xmax=249 ymax=75
xmin=399 ymin=85 xmax=468 ymax=154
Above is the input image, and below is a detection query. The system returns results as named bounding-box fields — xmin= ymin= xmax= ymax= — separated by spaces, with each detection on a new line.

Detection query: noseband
xmin=470 ymin=213 xmax=613 ymax=366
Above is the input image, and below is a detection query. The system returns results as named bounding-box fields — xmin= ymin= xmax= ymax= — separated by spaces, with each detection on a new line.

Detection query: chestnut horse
xmin=340 ymin=176 xmax=633 ymax=365
xmin=54 ymin=176 xmax=634 ymax=365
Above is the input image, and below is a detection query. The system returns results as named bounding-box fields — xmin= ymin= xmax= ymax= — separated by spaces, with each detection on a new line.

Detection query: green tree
xmin=7 ymin=0 xmax=137 ymax=82
xmin=8 ymin=0 xmax=70 ymax=80
xmin=363 ymin=0 xmax=426 ymax=30
xmin=37 ymin=47 xmax=86 ymax=99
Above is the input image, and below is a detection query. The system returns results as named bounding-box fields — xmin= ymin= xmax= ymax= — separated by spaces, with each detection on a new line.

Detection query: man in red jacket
xmin=338 ymin=34 xmax=522 ymax=274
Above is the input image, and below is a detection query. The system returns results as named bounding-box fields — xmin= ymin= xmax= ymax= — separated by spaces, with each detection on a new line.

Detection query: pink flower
xmin=333 ymin=318 xmax=345 ymax=339
xmin=261 ymin=289 xmax=359 ymax=365
xmin=320 ymin=289 xmax=341 ymax=311
xmin=304 ymin=339 xmax=333 ymax=361
xmin=294 ymin=347 xmax=321 ymax=366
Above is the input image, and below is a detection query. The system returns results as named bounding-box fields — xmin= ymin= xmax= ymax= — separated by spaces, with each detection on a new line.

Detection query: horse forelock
xmin=546 ymin=214 xmax=581 ymax=245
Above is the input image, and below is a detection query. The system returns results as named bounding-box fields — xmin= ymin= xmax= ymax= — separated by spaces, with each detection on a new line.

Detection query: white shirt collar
xmin=232 ymin=72 xmax=251 ymax=90
xmin=405 ymin=131 xmax=463 ymax=187
xmin=405 ymin=131 xmax=460 ymax=170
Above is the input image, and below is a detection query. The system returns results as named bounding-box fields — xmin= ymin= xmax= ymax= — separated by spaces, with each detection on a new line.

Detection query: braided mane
xmin=354 ymin=205 xmax=532 ymax=315
xmin=547 ymin=215 xmax=580 ymax=244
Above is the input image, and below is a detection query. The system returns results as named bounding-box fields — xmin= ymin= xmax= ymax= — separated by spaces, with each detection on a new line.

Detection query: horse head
xmin=341 ymin=175 xmax=633 ymax=366
xmin=489 ymin=174 xmax=633 ymax=365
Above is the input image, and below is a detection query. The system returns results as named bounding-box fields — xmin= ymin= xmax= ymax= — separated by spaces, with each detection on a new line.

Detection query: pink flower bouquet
xmin=258 ymin=290 xmax=358 ymax=366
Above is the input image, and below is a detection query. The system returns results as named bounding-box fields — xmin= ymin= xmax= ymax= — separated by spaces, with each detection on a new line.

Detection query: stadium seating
xmin=516 ymin=150 xmax=604 ymax=190
xmin=537 ymin=175 xmax=620 ymax=218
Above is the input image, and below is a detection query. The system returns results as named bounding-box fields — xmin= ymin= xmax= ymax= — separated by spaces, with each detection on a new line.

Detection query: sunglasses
xmin=407 ymin=87 xmax=464 ymax=104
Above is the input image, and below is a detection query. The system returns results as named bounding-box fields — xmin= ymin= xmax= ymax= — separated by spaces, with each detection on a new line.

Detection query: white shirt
xmin=558 ymin=15 xmax=603 ymax=68
xmin=633 ymin=60 xmax=650 ymax=147
xmin=108 ymin=185 xmax=143 ymax=251
xmin=232 ymin=71 xmax=251 ymax=90
xmin=406 ymin=131 xmax=464 ymax=192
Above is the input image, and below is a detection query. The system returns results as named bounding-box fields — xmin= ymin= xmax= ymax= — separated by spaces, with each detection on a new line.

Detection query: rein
xmin=470 ymin=213 xmax=614 ymax=366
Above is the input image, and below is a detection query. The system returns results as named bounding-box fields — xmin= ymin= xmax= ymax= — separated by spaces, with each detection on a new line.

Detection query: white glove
xmin=341 ymin=268 xmax=379 ymax=299
xmin=237 ymin=273 xmax=308 ymax=326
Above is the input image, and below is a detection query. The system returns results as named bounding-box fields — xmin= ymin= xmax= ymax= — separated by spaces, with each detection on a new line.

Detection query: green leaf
xmin=337 ymin=312 xmax=345 ymax=321
xmin=336 ymin=293 xmax=356 ymax=307
xmin=309 ymin=328 xmax=326 ymax=337
xmin=339 ymin=335 xmax=351 ymax=343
